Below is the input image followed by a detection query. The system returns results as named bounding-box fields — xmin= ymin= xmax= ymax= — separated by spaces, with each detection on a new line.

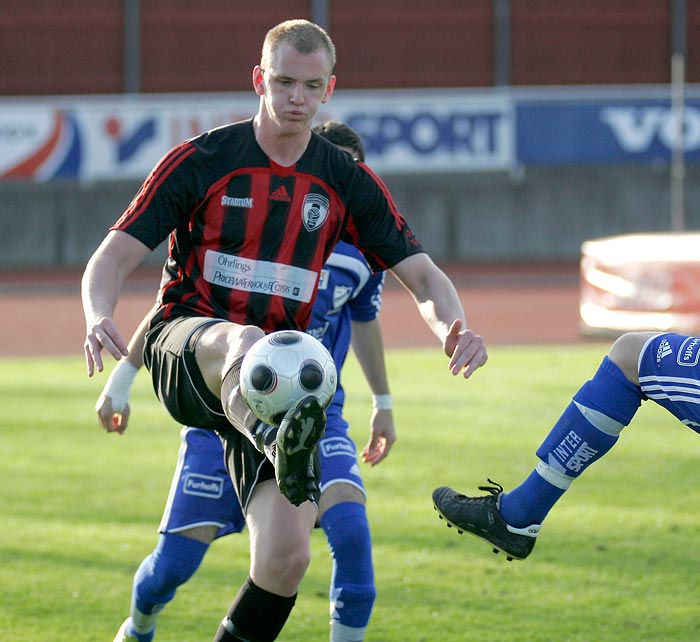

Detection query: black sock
xmin=213 ymin=577 xmax=297 ymax=642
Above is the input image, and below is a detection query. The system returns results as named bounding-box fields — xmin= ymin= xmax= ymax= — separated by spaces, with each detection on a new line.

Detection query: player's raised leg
xmin=434 ymin=332 xmax=661 ymax=560
xmin=195 ymin=320 xmax=270 ymax=446
xmin=143 ymin=316 xmax=319 ymax=506
xmin=236 ymin=331 xmax=336 ymax=506
xmin=222 ymin=330 xmax=333 ymax=505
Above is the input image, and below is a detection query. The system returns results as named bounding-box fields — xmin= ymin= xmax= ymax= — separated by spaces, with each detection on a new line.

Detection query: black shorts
xmin=223 ymin=429 xmax=275 ymax=511
xmin=144 ymin=315 xmax=275 ymax=512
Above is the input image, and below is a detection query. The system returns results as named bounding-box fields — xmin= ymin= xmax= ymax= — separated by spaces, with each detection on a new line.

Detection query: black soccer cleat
xmin=275 ymin=395 xmax=326 ymax=506
xmin=432 ymin=481 xmax=541 ymax=561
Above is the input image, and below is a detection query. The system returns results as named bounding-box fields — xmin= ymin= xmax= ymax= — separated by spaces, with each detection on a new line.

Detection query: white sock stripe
xmin=536 ymin=461 xmax=573 ymax=490
xmin=330 ymin=621 xmax=368 ymax=642
xmin=573 ymin=400 xmax=625 ymax=436
xmin=130 ymin=608 xmax=160 ymax=632
xmin=222 ymin=618 xmax=235 ymax=634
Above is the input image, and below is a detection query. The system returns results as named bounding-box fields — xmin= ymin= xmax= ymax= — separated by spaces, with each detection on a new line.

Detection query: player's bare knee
xmin=225 ymin=325 xmax=263 ymax=367
xmin=210 ymin=324 xmax=264 ymax=381
xmin=279 ymin=546 xmax=311 ymax=586
xmin=317 ymin=483 xmax=365 ymax=523
xmin=254 ymin=543 xmax=310 ymax=593
xmin=236 ymin=324 xmax=266 ymax=352
xmin=608 ymin=332 xmax=653 ymax=386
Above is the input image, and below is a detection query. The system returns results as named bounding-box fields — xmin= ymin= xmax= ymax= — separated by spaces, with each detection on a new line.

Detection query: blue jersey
xmin=306 ymin=241 xmax=385 ymax=421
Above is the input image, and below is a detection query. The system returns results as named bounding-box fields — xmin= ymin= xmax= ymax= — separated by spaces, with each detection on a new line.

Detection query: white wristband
xmin=103 ymin=360 xmax=139 ymax=412
xmin=372 ymin=394 xmax=393 ymax=410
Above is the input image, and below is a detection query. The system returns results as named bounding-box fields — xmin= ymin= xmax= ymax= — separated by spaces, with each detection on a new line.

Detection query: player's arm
xmin=351 ymin=318 xmax=396 ymax=466
xmin=82 ymin=230 xmax=151 ymax=376
xmin=96 ymin=302 xmax=159 ymax=434
xmin=390 ymin=252 xmax=487 ymax=378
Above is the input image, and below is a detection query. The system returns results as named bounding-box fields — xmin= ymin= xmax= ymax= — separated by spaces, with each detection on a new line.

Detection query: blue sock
xmin=128 ymin=533 xmax=209 ymax=641
xmin=500 ymin=357 xmax=643 ymax=527
xmin=320 ymin=502 xmax=376 ymax=640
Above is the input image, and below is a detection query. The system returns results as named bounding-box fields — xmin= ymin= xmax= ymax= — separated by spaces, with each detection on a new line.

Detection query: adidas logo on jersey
xmin=269 ymin=185 xmax=291 ymax=202
xmin=656 ymin=338 xmax=673 ymax=363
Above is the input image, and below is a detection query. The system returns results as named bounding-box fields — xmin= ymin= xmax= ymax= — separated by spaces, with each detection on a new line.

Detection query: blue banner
xmin=516 ymin=96 xmax=700 ymax=166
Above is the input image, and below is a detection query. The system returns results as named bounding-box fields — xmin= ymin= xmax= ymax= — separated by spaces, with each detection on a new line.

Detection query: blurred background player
xmin=433 ymin=330 xmax=700 ymax=560
xmin=104 ymin=122 xmax=396 ymax=642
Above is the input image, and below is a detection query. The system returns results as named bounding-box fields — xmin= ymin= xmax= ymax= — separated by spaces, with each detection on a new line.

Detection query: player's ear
xmin=253 ymin=66 xmax=266 ymax=95
xmin=321 ymin=75 xmax=336 ymax=104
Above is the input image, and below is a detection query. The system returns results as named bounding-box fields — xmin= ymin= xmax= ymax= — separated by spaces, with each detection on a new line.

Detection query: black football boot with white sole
xmin=275 ymin=395 xmax=326 ymax=506
xmin=432 ymin=481 xmax=541 ymax=560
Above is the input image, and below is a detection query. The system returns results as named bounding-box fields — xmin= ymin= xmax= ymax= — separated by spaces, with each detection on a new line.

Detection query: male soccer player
xmin=83 ymin=19 xmax=486 ymax=642
xmin=105 ymin=122 xmax=394 ymax=642
xmin=434 ymin=331 xmax=700 ymax=560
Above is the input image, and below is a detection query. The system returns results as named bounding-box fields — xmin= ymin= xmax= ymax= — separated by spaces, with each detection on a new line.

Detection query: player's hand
xmin=95 ymin=392 xmax=131 ymax=435
xmin=444 ymin=319 xmax=487 ymax=379
xmin=361 ymin=409 xmax=396 ymax=466
xmin=84 ymin=316 xmax=129 ymax=376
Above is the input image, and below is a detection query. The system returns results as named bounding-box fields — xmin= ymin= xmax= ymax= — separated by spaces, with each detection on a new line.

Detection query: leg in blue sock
xmin=125 ymin=533 xmax=209 ymax=641
xmin=500 ymin=357 xmax=643 ymax=528
xmin=321 ymin=502 xmax=376 ymax=642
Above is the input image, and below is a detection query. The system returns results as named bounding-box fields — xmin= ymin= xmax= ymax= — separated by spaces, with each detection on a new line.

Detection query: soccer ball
xmin=240 ymin=330 xmax=337 ymax=425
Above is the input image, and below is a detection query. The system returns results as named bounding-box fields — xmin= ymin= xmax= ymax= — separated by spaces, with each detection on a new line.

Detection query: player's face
xmin=254 ymin=42 xmax=336 ymax=136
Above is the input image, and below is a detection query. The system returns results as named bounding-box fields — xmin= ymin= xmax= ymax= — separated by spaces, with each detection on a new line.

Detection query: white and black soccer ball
xmin=240 ymin=330 xmax=337 ymax=425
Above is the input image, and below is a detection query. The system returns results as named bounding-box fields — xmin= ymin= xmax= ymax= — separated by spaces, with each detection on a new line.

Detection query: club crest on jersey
xmin=302 ymin=194 xmax=330 ymax=232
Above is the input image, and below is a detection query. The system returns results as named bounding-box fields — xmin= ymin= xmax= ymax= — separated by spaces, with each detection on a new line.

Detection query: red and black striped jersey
xmin=113 ymin=119 xmax=422 ymax=332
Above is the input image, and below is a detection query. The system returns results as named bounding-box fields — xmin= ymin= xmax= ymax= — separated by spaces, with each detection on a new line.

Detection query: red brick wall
xmin=510 ymin=0 xmax=670 ymax=85
xmin=1 ymin=0 xmax=696 ymax=95
xmin=330 ymin=0 xmax=493 ymax=89
xmin=1 ymin=0 xmax=123 ymax=94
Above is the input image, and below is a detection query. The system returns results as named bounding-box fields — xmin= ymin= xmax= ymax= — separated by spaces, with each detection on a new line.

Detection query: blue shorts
xmin=158 ymin=427 xmax=245 ymax=538
xmin=158 ymin=410 xmax=365 ymax=535
xmin=639 ymin=333 xmax=700 ymax=433
xmin=318 ymin=408 xmax=366 ymax=498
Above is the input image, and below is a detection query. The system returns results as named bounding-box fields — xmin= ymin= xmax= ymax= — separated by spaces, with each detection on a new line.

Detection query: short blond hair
xmin=261 ymin=19 xmax=336 ymax=73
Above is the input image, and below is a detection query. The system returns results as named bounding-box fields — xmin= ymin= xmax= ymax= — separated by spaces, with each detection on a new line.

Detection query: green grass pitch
xmin=2 ymin=345 xmax=700 ymax=641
